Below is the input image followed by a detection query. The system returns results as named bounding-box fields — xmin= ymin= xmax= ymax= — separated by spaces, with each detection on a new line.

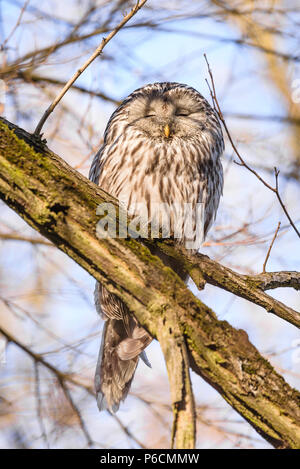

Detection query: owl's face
xmin=125 ymin=83 xmax=214 ymax=140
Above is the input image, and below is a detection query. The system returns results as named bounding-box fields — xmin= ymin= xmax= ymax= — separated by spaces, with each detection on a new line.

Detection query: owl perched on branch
xmin=89 ymin=82 xmax=224 ymax=412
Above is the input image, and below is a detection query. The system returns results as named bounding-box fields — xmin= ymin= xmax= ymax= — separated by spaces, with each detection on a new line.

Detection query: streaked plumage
xmin=89 ymin=82 xmax=224 ymax=412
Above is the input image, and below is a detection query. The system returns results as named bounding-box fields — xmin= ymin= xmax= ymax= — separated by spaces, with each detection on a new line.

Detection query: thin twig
xmin=262 ymin=222 xmax=281 ymax=273
xmin=0 ymin=0 xmax=29 ymax=51
xmin=204 ymin=53 xmax=300 ymax=239
xmin=34 ymin=0 xmax=148 ymax=135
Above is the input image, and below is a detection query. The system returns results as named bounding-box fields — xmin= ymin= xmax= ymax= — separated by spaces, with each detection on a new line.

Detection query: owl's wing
xmin=89 ymin=144 xmax=105 ymax=184
xmin=200 ymin=157 xmax=224 ymax=238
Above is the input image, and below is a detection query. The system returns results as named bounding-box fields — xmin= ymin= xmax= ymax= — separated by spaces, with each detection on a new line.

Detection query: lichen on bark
xmin=0 ymin=117 xmax=300 ymax=449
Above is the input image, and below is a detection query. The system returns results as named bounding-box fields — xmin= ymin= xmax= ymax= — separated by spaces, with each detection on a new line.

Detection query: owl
xmin=89 ymin=82 xmax=224 ymax=412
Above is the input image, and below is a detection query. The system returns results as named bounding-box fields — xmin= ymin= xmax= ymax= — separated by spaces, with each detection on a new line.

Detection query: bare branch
xmin=33 ymin=363 xmax=49 ymax=448
xmin=0 ymin=0 xmax=29 ymax=50
xmin=249 ymin=271 xmax=300 ymax=292
xmin=55 ymin=375 xmax=94 ymax=448
xmin=204 ymin=54 xmax=300 ymax=239
xmin=34 ymin=0 xmax=148 ymax=135
xmin=262 ymin=221 xmax=281 ymax=273
xmin=0 ymin=324 xmax=145 ymax=449
xmin=152 ymin=240 xmax=300 ymax=330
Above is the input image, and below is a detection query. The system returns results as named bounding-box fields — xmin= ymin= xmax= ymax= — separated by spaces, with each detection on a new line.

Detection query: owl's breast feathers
xmin=94 ymin=129 xmax=223 ymax=245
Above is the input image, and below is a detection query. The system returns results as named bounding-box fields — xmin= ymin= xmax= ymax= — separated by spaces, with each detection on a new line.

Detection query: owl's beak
xmin=164 ymin=124 xmax=170 ymax=138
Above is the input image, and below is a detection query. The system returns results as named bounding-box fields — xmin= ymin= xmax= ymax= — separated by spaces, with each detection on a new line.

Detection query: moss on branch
xmin=0 ymin=117 xmax=300 ymax=449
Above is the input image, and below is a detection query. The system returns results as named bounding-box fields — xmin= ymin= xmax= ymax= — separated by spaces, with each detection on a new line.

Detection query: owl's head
xmin=122 ymin=82 xmax=220 ymax=141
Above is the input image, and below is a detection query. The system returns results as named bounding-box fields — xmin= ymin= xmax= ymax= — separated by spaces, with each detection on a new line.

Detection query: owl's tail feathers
xmin=95 ymin=318 xmax=152 ymax=413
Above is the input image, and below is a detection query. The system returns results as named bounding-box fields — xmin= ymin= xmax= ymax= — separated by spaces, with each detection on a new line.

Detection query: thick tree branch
xmin=1 ymin=232 xmax=299 ymax=293
xmin=0 ymin=117 xmax=300 ymax=449
xmin=150 ymin=241 xmax=300 ymax=329
xmin=248 ymin=271 xmax=300 ymax=292
xmin=0 ymin=325 xmax=145 ymax=449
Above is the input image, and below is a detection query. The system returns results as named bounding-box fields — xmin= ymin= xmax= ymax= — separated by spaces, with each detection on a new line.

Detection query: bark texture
xmin=0 ymin=117 xmax=299 ymax=449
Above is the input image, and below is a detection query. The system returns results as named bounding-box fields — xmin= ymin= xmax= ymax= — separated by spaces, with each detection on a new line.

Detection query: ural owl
xmin=89 ymin=82 xmax=224 ymax=412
